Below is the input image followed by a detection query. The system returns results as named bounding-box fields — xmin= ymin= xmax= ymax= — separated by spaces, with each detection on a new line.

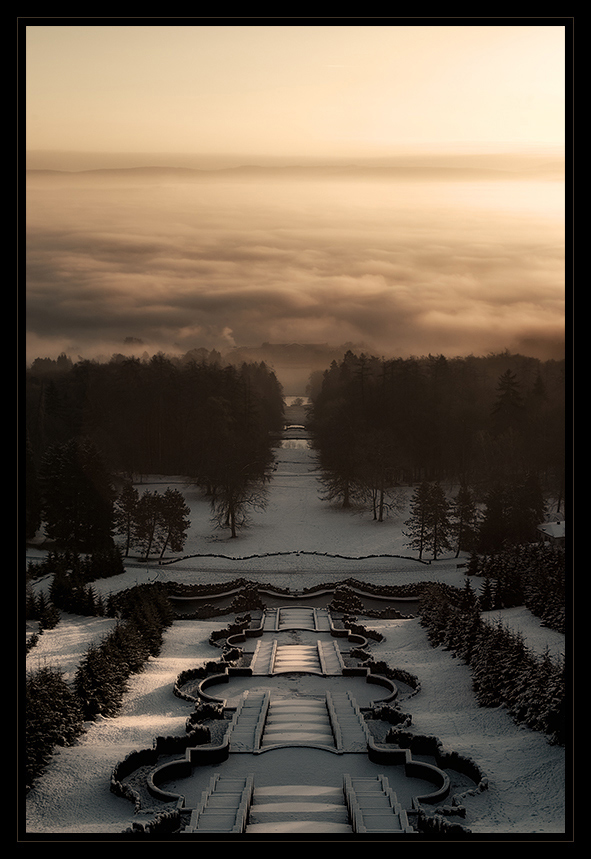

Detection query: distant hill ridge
xmin=26 ymin=156 xmax=563 ymax=182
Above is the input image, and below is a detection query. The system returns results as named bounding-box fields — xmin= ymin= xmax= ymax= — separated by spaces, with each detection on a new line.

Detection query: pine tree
xmin=491 ymin=369 xmax=524 ymax=437
xmin=113 ymin=479 xmax=139 ymax=556
xmin=26 ymin=665 xmax=84 ymax=789
xmin=40 ymin=438 xmax=115 ymax=551
xmin=478 ymin=482 xmax=509 ymax=553
xmin=74 ymin=641 xmax=128 ymax=719
xmin=479 ymin=577 xmax=494 ymax=612
xmin=36 ymin=592 xmax=60 ymax=630
xmin=452 ymin=483 xmax=479 ymax=557
xmin=158 ymin=488 xmax=191 ymax=559
xmin=428 ymin=481 xmax=453 ymax=560
xmin=25 ymin=434 xmax=42 ymax=539
xmin=405 ymin=481 xmax=453 ymax=561
xmin=132 ymin=490 xmax=162 ymax=558
xmin=404 ymin=481 xmax=432 ymax=560
xmin=508 ymin=473 xmax=546 ymax=544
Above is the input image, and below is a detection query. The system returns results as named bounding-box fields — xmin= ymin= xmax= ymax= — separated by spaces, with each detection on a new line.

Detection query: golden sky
xmin=24 ymin=22 xmax=568 ymax=369
xmin=26 ymin=23 xmax=566 ymax=159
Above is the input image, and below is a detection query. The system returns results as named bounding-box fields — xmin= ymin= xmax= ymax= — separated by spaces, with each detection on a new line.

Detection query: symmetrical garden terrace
xmin=110 ymin=580 xmax=488 ymax=836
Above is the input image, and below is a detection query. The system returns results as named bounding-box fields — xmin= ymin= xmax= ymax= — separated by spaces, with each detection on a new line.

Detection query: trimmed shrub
xmin=418 ymin=581 xmax=565 ymax=745
xmin=26 ymin=665 xmax=85 ymax=790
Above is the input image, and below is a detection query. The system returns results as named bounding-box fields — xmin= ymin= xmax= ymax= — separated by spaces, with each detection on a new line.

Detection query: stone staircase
xmin=272 ymin=643 xmax=323 ymax=674
xmin=252 ymin=637 xmax=343 ymax=676
xmin=228 ymin=690 xmax=370 ymax=753
xmin=318 ymin=639 xmax=344 ymax=674
xmin=183 ymin=774 xmax=254 ymax=833
xmin=260 ymin=698 xmax=335 ymax=748
xmin=327 ymin=691 xmax=370 ymax=752
xmin=343 ymin=774 xmax=415 ymax=833
xmin=314 ymin=608 xmax=332 ymax=631
xmin=182 ymin=772 xmax=414 ymax=834
xmin=245 ymin=784 xmax=353 ymax=834
xmin=277 ymin=607 xmax=317 ymax=629
xmin=250 ymin=638 xmax=277 ymax=674
xmin=228 ymin=691 xmax=269 ymax=752
xmin=262 ymin=606 xmax=332 ymax=632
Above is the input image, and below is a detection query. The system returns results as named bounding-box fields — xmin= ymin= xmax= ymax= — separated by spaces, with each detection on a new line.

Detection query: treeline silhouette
xmin=25 ymin=352 xmax=285 ymax=544
xmin=26 ymin=352 xmax=285 ymax=476
xmin=307 ymin=349 xmax=565 ymax=516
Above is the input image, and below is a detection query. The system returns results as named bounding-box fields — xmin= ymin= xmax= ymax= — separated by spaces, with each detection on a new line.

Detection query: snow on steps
xmin=251 ymin=637 xmax=343 ymax=676
xmin=273 ymin=644 xmax=323 ymax=674
xmin=260 ymin=698 xmax=335 ymax=747
xmin=183 ymin=774 xmax=254 ymax=833
xmin=228 ymin=689 xmax=370 ymax=753
xmin=245 ymin=784 xmax=352 ymax=833
xmin=184 ymin=774 xmax=415 ymax=834
xmin=263 ymin=606 xmax=332 ymax=632
xmin=344 ymin=774 xmax=415 ymax=833
xmin=327 ymin=690 xmax=371 ymax=751
xmin=228 ymin=691 xmax=270 ymax=752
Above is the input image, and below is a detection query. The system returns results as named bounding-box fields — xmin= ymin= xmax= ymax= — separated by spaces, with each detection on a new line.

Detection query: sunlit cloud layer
xmin=25 ymin=172 xmax=565 ymax=364
xmin=24 ymin=23 xmax=567 ymax=367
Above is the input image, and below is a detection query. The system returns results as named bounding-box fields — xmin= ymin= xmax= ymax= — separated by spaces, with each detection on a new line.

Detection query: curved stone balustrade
xmin=113 ymin=593 xmax=480 ymax=835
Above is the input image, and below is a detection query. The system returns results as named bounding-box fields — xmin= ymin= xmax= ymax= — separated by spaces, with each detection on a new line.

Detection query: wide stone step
xmin=277 ymin=608 xmax=317 ymax=629
xmin=245 ymin=784 xmax=353 ymax=834
xmin=344 ymin=775 xmax=414 ymax=833
xmin=261 ymin=697 xmax=335 ymax=747
xmin=262 ymin=731 xmax=335 ymax=744
xmin=255 ymin=785 xmax=343 ymax=799
xmin=273 ymin=644 xmax=322 ymax=673
xmin=265 ymin=720 xmax=329 ymax=731
xmin=246 ymin=820 xmax=353 ymax=833
xmin=267 ymin=704 xmax=327 ymax=716
xmin=229 ymin=692 xmax=269 ymax=752
xmin=184 ymin=775 xmax=253 ymax=833
xmin=250 ymin=809 xmax=350 ymax=825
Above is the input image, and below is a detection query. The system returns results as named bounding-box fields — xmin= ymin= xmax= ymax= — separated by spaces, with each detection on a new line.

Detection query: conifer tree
xmin=405 ymin=481 xmax=453 ymax=560
xmin=452 ymin=483 xmax=479 ymax=557
xmin=478 ymin=482 xmax=509 ymax=553
xmin=158 ymin=488 xmax=191 ymax=559
xmin=479 ymin=577 xmax=494 ymax=612
xmin=491 ymin=369 xmax=524 ymax=437
xmin=404 ymin=481 xmax=432 ymax=560
xmin=113 ymin=479 xmax=139 ymax=556
xmin=26 ymin=665 xmax=84 ymax=789
xmin=36 ymin=592 xmax=60 ymax=630
xmin=132 ymin=490 xmax=161 ymax=558
xmin=40 ymin=438 xmax=115 ymax=551
xmin=25 ymin=434 xmax=42 ymax=539
xmin=428 ymin=481 xmax=453 ymax=560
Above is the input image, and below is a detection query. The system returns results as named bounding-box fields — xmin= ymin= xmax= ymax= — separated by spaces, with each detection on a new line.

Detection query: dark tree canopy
xmin=26 ymin=352 xmax=284 ymax=545
xmin=308 ymin=350 xmax=564 ymax=502
xmin=307 ymin=350 xmax=564 ymax=554
xmin=39 ymin=437 xmax=115 ymax=552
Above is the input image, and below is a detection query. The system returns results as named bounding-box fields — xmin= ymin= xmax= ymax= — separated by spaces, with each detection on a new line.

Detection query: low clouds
xmin=25 ymin=172 xmax=565 ymax=365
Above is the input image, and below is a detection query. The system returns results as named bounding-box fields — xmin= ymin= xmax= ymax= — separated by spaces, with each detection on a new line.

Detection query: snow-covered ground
xmin=24 ymin=431 xmax=568 ymax=840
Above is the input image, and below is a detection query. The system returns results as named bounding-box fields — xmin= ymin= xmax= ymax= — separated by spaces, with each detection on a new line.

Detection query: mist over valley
xmin=25 ymin=157 xmax=565 ymax=375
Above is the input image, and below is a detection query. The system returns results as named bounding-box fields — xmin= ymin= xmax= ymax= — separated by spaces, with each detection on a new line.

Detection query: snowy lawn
xmin=24 ymin=440 xmax=568 ymax=839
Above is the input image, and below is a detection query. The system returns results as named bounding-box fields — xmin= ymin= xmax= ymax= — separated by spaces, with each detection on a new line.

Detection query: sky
xmin=24 ymin=21 xmax=568 ymax=371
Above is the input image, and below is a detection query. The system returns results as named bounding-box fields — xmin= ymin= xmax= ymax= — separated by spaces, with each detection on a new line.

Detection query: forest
xmin=306 ymin=350 xmax=565 ymax=553
xmin=25 ymin=347 xmax=565 ymax=557
xmin=25 ymin=351 xmax=285 ymax=547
